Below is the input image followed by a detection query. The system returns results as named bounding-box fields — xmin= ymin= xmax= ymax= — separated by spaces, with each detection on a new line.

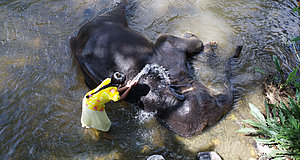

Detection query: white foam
xmin=135 ymin=110 xmax=156 ymax=123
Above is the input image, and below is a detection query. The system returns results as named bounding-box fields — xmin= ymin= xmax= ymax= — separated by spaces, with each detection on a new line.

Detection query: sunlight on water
xmin=174 ymin=9 xmax=234 ymax=51
xmin=147 ymin=0 xmax=170 ymax=19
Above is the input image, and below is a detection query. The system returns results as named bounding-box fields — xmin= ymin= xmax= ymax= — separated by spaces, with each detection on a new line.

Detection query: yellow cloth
xmin=85 ymin=78 xmax=120 ymax=111
xmin=81 ymin=78 xmax=120 ymax=131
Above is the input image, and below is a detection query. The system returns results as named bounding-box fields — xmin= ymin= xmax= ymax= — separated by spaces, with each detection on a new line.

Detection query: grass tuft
xmin=237 ymin=98 xmax=300 ymax=159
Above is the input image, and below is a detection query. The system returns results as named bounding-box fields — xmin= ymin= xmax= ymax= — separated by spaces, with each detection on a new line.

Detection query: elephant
xmin=70 ymin=2 xmax=242 ymax=137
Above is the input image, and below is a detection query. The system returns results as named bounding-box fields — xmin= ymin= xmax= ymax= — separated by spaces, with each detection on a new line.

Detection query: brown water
xmin=0 ymin=0 xmax=299 ymax=159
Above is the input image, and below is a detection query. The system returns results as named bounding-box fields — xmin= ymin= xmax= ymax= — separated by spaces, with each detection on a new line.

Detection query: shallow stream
xmin=0 ymin=0 xmax=299 ymax=159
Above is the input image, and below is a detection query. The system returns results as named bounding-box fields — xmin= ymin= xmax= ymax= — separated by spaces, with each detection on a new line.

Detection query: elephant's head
xmin=138 ymin=73 xmax=234 ymax=137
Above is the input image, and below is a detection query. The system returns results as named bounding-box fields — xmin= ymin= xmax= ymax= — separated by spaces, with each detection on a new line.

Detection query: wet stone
xmin=196 ymin=151 xmax=222 ymax=160
xmin=147 ymin=155 xmax=165 ymax=160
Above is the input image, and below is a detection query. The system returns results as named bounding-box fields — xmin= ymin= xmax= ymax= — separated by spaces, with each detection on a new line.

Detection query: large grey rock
xmin=196 ymin=151 xmax=222 ymax=160
xmin=147 ymin=155 xmax=165 ymax=160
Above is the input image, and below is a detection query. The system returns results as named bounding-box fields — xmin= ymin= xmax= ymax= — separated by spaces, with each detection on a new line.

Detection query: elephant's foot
xmin=203 ymin=41 xmax=218 ymax=55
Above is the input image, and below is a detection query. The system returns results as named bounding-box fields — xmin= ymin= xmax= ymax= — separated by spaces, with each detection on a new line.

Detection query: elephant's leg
xmin=231 ymin=45 xmax=243 ymax=58
xmin=206 ymin=45 xmax=243 ymax=126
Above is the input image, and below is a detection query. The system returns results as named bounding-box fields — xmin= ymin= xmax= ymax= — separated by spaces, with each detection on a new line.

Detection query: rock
xmin=196 ymin=151 xmax=222 ymax=160
xmin=147 ymin=155 xmax=165 ymax=160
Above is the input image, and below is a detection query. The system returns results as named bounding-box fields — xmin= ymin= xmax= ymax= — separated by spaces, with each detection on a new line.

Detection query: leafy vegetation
xmin=293 ymin=37 xmax=300 ymax=42
xmin=292 ymin=1 xmax=300 ymax=62
xmin=239 ymin=53 xmax=300 ymax=159
xmin=239 ymin=55 xmax=300 ymax=159
xmin=293 ymin=1 xmax=300 ymax=15
xmin=272 ymin=55 xmax=300 ymax=91
xmin=238 ymin=100 xmax=300 ymax=159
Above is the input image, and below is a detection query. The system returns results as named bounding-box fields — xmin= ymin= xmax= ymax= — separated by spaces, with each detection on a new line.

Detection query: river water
xmin=0 ymin=0 xmax=299 ymax=159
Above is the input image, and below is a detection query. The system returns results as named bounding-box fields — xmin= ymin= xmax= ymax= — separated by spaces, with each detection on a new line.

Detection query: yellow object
xmin=85 ymin=78 xmax=120 ymax=111
xmin=81 ymin=78 xmax=120 ymax=132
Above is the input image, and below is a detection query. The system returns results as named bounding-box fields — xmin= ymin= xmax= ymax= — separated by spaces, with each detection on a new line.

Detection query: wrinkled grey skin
xmin=70 ymin=3 xmax=242 ymax=137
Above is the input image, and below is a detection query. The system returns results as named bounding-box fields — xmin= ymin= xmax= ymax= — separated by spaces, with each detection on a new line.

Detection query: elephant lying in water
xmin=70 ymin=2 xmax=242 ymax=137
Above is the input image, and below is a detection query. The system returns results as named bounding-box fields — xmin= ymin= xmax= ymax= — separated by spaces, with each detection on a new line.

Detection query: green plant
xmin=237 ymin=99 xmax=300 ymax=159
xmin=293 ymin=1 xmax=300 ymax=15
xmin=243 ymin=55 xmax=300 ymax=159
xmin=292 ymin=1 xmax=300 ymax=61
xmin=272 ymin=55 xmax=300 ymax=90
xmin=292 ymin=41 xmax=300 ymax=62
xmin=292 ymin=37 xmax=300 ymax=42
xmin=255 ymin=68 xmax=267 ymax=76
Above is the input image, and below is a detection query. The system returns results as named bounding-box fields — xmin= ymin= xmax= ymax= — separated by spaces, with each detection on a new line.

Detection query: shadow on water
xmin=0 ymin=0 xmax=299 ymax=159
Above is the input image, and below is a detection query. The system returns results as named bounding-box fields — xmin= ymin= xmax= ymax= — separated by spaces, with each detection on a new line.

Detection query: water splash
xmin=133 ymin=63 xmax=170 ymax=84
xmin=132 ymin=64 xmax=170 ymax=123
xmin=135 ymin=109 xmax=157 ymax=123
